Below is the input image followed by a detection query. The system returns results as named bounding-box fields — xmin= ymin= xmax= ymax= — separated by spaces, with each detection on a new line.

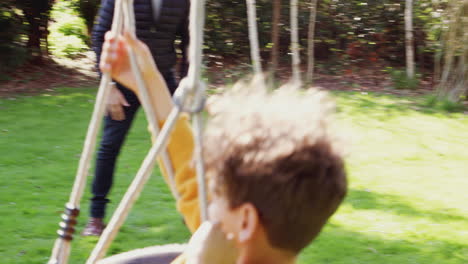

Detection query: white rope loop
xmin=87 ymin=0 xmax=210 ymax=261
xmin=86 ymin=107 xmax=182 ymax=264
xmin=192 ymin=112 xmax=208 ymax=221
xmin=173 ymin=78 xmax=207 ymax=113
xmin=122 ymin=0 xmax=179 ymax=200
xmin=180 ymin=0 xmax=209 ymax=222
xmin=52 ymin=0 xmax=210 ymax=262
xmin=48 ymin=1 xmax=126 ymax=263
xmin=187 ymin=0 xmax=205 ymax=87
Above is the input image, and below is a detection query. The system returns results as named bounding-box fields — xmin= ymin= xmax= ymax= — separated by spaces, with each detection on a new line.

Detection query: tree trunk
xmin=405 ymin=0 xmax=415 ymax=78
xmin=437 ymin=0 xmax=468 ymax=102
xmin=246 ymin=0 xmax=262 ymax=74
xmin=40 ymin=12 xmax=50 ymax=56
xmin=24 ymin=8 xmax=43 ymax=62
xmin=306 ymin=0 xmax=318 ymax=85
xmin=290 ymin=0 xmax=301 ymax=84
xmin=270 ymin=0 xmax=281 ymax=76
xmin=19 ymin=0 xmax=54 ymax=63
xmin=78 ymin=0 xmax=100 ymax=38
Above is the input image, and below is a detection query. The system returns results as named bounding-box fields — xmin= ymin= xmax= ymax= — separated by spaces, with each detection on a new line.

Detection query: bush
xmin=58 ymin=21 xmax=88 ymax=41
xmin=423 ymin=94 xmax=466 ymax=113
xmin=0 ymin=45 xmax=29 ymax=73
xmin=49 ymin=31 xmax=88 ymax=58
xmin=387 ymin=68 xmax=420 ymax=89
xmin=48 ymin=0 xmax=89 ymax=58
xmin=0 ymin=6 xmax=28 ymax=75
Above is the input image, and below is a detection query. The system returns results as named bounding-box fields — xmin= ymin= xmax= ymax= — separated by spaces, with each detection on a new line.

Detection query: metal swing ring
xmin=173 ymin=77 xmax=207 ymax=114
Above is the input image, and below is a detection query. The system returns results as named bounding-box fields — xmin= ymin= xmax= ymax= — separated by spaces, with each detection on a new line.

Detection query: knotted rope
xmin=49 ymin=0 xmax=208 ymax=263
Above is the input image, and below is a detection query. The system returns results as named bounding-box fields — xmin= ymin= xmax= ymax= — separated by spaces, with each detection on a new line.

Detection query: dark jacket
xmin=92 ymin=0 xmax=189 ymax=78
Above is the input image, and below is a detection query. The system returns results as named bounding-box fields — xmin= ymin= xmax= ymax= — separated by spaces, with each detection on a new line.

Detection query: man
xmin=82 ymin=0 xmax=190 ymax=236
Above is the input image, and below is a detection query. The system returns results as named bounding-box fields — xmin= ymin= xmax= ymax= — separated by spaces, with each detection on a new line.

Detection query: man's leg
xmin=83 ymin=85 xmax=140 ymax=236
xmin=84 ymin=71 xmax=176 ymax=236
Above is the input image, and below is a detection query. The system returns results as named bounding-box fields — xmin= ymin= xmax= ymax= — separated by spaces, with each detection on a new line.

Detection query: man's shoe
xmin=82 ymin=217 xmax=105 ymax=236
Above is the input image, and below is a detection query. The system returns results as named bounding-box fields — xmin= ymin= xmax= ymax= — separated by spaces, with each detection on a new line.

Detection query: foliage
xmin=0 ymin=0 xmax=54 ymax=71
xmin=0 ymin=0 xmax=459 ymax=81
xmin=48 ymin=0 xmax=88 ymax=58
xmin=387 ymin=67 xmax=420 ymax=89
xmin=15 ymin=0 xmax=55 ymax=59
xmin=1 ymin=89 xmax=467 ymax=263
xmin=201 ymin=0 xmax=451 ymax=72
xmin=436 ymin=0 xmax=467 ymax=102
xmin=424 ymin=94 xmax=466 ymax=112
xmin=0 ymin=1 xmax=455 ymax=62
xmin=71 ymin=0 xmax=100 ymax=38
xmin=204 ymin=0 xmax=252 ymax=57
xmin=0 ymin=3 xmax=29 ymax=75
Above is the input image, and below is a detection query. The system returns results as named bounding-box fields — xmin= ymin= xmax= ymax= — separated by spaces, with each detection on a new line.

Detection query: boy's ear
xmin=237 ymin=203 xmax=259 ymax=244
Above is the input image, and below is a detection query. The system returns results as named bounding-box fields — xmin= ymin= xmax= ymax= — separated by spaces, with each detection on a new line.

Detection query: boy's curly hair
xmin=203 ymin=78 xmax=347 ymax=253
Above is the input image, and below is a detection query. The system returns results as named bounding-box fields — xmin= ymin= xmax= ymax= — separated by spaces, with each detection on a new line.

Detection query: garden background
xmin=0 ymin=0 xmax=467 ymax=263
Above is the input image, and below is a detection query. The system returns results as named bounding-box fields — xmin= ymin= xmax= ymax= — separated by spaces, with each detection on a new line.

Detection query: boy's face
xmin=208 ymin=180 xmax=239 ymax=241
xmin=208 ymin=177 xmax=261 ymax=251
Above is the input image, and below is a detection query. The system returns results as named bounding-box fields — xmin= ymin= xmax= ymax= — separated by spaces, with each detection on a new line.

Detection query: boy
xmin=100 ymin=31 xmax=347 ymax=264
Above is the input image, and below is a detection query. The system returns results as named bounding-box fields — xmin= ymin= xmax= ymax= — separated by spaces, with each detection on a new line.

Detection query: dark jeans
xmin=90 ymin=71 xmax=178 ymax=218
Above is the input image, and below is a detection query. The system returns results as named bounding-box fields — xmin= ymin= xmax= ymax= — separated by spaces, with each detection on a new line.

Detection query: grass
xmin=0 ymin=88 xmax=467 ymax=264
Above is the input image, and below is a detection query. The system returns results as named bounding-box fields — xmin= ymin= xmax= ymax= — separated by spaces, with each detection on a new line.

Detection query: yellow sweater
xmin=156 ymin=115 xmax=201 ymax=233
xmin=155 ymin=115 xmax=202 ymax=264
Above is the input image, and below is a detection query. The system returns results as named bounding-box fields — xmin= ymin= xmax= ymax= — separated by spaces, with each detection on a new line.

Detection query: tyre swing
xmin=47 ymin=0 xmax=267 ymax=263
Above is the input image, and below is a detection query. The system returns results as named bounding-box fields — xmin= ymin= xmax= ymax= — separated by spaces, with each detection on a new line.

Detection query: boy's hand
xmin=186 ymin=221 xmax=238 ymax=264
xmin=100 ymin=31 xmax=154 ymax=93
xmin=106 ymin=85 xmax=130 ymax=121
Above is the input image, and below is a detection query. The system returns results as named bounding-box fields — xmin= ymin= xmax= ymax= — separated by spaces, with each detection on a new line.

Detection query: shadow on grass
xmin=345 ymin=189 xmax=467 ymax=223
xmin=79 ymin=188 xmax=468 ymax=263
xmin=82 ymin=215 xmax=468 ymax=264
xmin=0 ymin=58 xmax=98 ymax=98
xmin=301 ymin=223 xmax=467 ymax=264
xmin=334 ymin=91 xmax=467 ymax=117
xmin=24 ymin=211 xmax=468 ymax=264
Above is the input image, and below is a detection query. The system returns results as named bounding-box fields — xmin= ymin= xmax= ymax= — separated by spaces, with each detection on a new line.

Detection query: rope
xmin=193 ymin=113 xmax=208 ymax=221
xmin=48 ymin=1 xmax=125 ymax=263
xmin=122 ymin=0 xmax=179 ymax=200
xmin=52 ymin=0 xmax=210 ymax=261
xmin=187 ymin=0 xmax=205 ymax=88
xmin=290 ymin=0 xmax=301 ymax=84
xmin=87 ymin=0 xmax=209 ymax=262
xmin=185 ymin=0 xmax=209 ymax=222
xmin=246 ymin=0 xmax=262 ymax=74
xmin=86 ymin=107 xmax=182 ymax=264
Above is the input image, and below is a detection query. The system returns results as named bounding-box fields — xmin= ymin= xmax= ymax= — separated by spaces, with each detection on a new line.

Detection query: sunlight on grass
xmin=0 ymin=88 xmax=467 ymax=263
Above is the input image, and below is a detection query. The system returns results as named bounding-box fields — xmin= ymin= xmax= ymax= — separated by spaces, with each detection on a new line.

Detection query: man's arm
xmin=92 ymin=0 xmax=132 ymax=121
xmin=92 ymin=0 xmax=115 ymax=68
xmin=100 ymin=31 xmax=201 ymax=231
xmin=101 ymin=32 xmax=239 ymax=264
xmin=100 ymin=31 xmax=173 ymax=119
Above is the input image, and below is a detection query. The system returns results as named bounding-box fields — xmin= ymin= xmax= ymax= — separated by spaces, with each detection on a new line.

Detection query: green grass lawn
xmin=0 ymin=88 xmax=467 ymax=264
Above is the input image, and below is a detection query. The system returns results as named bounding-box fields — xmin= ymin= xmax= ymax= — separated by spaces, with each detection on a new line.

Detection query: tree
xmin=437 ymin=0 xmax=468 ymax=102
xmin=306 ymin=0 xmax=318 ymax=84
xmin=16 ymin=0 xmax=55 ymax=62
xmin=270 ymin=0 xmax=282 ymax=76
xmin=405 ymin=0 xmax=415 ymax=78
xmin=0 ymin=1 xmax=28 ymax=73
xmin=290 ymin=0 xmax=301 ymax=84
xmin=74 ymin=0 xmax=100 ymax=37
xmin=246 ymin=0 xmax=262 ymax=74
